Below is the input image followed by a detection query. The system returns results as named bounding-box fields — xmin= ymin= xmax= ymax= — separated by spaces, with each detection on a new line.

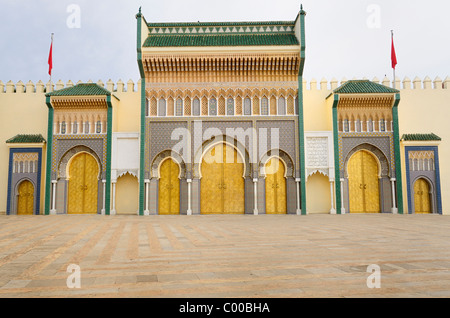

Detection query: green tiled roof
xmin=401 ymin=133 xmax=441 ymax=141
xmin=46 ymin=83 xmax=111 ymax=97
xmin=334 ymin=80 xmax=399 ymax=94
xmin=143 ymin=33 xmax=299 ymax=47
xmin=6 ymin=134 xmax=46 ymax=144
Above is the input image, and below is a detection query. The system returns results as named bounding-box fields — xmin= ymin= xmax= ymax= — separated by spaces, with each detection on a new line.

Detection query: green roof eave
xmin=6 ymin=134 xmax=46 ymax=144
xmin=333 ymin=80 xmax=399 ymax=95
xmin=147 ymin=20 xmax=295 ymax=28
xmin=45 ymin=83 xmax=112 ymax=97
xmin=143 ymin=33 xmax=299 ymax=48
xmin=401 ymin=133 xmax=442 ymax=142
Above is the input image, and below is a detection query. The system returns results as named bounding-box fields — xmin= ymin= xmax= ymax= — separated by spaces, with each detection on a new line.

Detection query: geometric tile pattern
xmin=1 ymin=215 xmax=450 ymax=297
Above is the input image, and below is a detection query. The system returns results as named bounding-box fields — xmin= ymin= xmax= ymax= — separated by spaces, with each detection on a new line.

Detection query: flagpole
xmin=391 ymin=30 xmax=395 ymax=89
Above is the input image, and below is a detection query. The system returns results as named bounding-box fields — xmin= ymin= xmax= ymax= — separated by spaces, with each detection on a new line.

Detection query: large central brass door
xmin=68 ymin=153 xmax=99 ymax=214
xmin=265 ymin=158 xmax=287 ymax=214
xmin=17 ymin=180 xmax=34 ymax=215
xmin=201 ymin=143 xmax=245 ymax=214
xmin=414 ymin=178 xmax=431 ymax=214
xmin=159 ymin=158 xmax=180 ymax=215
xmin=348 ymin=150 xmax=380 ymax=213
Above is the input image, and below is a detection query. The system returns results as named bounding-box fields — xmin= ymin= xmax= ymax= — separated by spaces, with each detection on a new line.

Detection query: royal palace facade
xmin=1 ymin=8 xmax=448 ymax=216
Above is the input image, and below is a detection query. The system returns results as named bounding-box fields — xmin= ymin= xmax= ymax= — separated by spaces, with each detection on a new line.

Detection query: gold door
xmin=68 ymin=153 xmax=99 ymax=214
xmin=17 ymin=180 xmax=34 ymax=215
xmin=414 ymin=178 xmax=431 ymax=214
xmin=265 ymin=158 xmax=287 ymax=214
xmin=158 ymin=158 xmax=180 ymax=215
xmin=201 ymin=143 xmax=245 ymax=214
xmin=348 ymin=150 xmax=380 ymax=213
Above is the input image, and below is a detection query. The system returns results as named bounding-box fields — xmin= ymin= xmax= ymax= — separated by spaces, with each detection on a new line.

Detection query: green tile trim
xmin=44 ymin=97 xmax=53 ymax=215
xmin=105 ymin=96 xmax=113 ymax=215
xmin=392 ymin=93 xmax=403 ymax=214
xmin=6 ymin=134 xmax=46 ymax=144
xmin=332 ymin=95 xmax=341 ymax=214
xmin=137 ymin=11 xmax=146 ymax=216
xmin=298 ymin=8 xmax=307 ymax=215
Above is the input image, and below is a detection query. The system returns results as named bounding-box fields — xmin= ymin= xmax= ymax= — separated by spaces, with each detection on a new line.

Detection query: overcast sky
xmin=0 ymin=0 xmax=448 ymax=87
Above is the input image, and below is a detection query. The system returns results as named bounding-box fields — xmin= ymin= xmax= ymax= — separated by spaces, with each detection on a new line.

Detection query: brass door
xmin=414 ymin=178 xmax=431 ymax=214
xmin=158 ymin=158 xmax=180 ymax=215
xmin=265 ymin=158 xmax=287 ymax=214
xmin=348 ymin=150 xmax=380 ymax=213
xmin=201 ymin=143 xmax=245 ymax=214
xmin=68 ymin=153 xmax=99 ymax=214
xmin=17 ymin=180 xmax=34 ymax=215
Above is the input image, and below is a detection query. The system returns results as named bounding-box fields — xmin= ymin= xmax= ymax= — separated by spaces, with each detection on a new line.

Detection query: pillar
xmin=330 ymin=179 xmax=336 ymax=214
xmin=50 ymin=180 xmax=57 ymax=215
xmin=144 ymin=179 xmax=150 ymax=215
xmin=101 ymin=179 xmax=106 ymax=215
xmin=187 ymin=179 xmax=192 ymax=215
xmin=111 ymin=181 xmax=117 ymax=215
xmin=340 ymin=178 xmax=346 ymax=214
xmin=296 ymin=178 xmax=301 ymax=215
xmin=253 ymin=178 xmax=258 ymax=215
xmin=390 ymin=178 xmax=398 ymax=214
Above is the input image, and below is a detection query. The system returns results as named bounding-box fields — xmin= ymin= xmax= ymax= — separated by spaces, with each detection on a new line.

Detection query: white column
xmin=111 ymin=181 xmax=117 ymax=215
xmin=340 ymin=178 xmax=346 ymax=214
xmin=50 ymin=180 xmax=57 ymax=215
xmin=187 ymin=179 xmax=192 ymax=215
xmin=295 ymin=178 xmax=301 ymax=215
xmin=144 ymin=179 xmax=150 ymax=216
xmin=390 ymin=178 xmax=398 ymax=214
xmin=101 ymin=180 xmax=106 ymax=215
xmin=71 ymin=122 xmax=75 ymax=134
xmin=253 ymin=178 xmax=258 ymax=215
xmin=329 ymin=179 xmax=336 ymax=214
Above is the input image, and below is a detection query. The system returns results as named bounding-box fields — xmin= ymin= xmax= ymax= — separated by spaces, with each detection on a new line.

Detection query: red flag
xmin=48 ymin=37 xmax=53 ymax=76
xmin=391 ymin=34 xmax=397 ymax=70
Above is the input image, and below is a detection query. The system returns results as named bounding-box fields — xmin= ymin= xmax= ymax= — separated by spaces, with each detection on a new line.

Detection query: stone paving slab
xmin=0 ymin=214 xmax=449 ymax=298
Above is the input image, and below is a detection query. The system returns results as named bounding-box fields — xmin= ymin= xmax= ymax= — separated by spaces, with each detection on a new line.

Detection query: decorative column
xmin=144 ymin=179 xmax=150 ymax=215
xmin=101 ymin=180 xmax=106 ymax=215
xmin=390 ymin=178 xmax=398 ymax=214
xmin=50 ymin=180 xmax=57 ymax=215
xmin=329 ymin=179 xmax=336 ymax=214
xmin=187 ymin=179 xmax=192 ymax=215
xmin=340 ymin=178 xmax=346 ymax=214
xmin=111 ymin=181 xmax=117 ymax=215
xmin=253 ymin=178 xmax=258 ymax=215
xmin=296 ymin=178 xmax=301 ymax=215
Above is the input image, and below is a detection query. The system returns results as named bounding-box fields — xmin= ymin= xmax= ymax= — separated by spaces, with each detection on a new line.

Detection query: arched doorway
xmin=348 ymin=150 xmax=380 ymax=213
xmin=17 ymin=180 xmax=34 ymax=215
xmin=265 ymin=157 xmax=287 ymax=214
xmin=116 ymin=173 xmax=139 ymax=215
xmin=200 ymin=143 xmax=245 ymax=214
xmin=414 ymin=178 xmax=431 ymax=214
xmin=67 ymin=152 xmax=99 ymax=214
xmin=158 ymin=158 xmax=180 ymax=215
xmin=306 ymin=172 xmax=331 ymax=214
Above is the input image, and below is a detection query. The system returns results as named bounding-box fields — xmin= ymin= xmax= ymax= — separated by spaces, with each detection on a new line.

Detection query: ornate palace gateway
xmin=0 ymin=6 xmax=447 ymax=215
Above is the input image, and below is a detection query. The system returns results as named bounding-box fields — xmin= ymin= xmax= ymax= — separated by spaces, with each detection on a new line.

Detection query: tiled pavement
xmin=0 ymin=214 xmax=450 ymax=298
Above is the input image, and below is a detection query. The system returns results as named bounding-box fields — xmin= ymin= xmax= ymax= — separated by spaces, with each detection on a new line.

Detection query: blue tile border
xmin=6 ymin=147 xmax=43 ymax=215
xmin=404 ymin=146 xmax=442 ymax=214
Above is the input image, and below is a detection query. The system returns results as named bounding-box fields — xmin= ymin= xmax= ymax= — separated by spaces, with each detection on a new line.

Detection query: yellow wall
xmin=0 ymin=89 xmax=48 ymax=214
xmin=0 ymin=78 xmax=449 ymax=215
xmin=115 ymin=173 xmax=139 ymax=215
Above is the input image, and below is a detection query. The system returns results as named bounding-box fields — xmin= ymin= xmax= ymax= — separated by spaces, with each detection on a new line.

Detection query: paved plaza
xmin=0 ymin=213 xmax=449 ymax=298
